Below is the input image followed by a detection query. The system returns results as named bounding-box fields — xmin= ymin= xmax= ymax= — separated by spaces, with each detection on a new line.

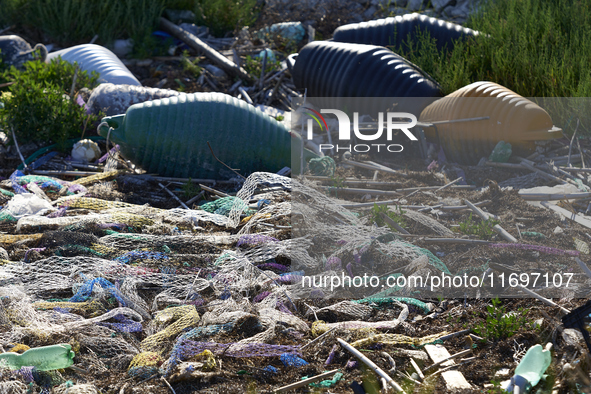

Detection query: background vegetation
xmin=0 ymin=0 xmax=259 ymax=48
xmin=399 ymin=0 xmax=591 ymax=98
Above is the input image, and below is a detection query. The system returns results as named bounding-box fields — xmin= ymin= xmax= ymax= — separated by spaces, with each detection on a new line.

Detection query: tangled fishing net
xmin=0 ymin=170 xmax=460 ymax=392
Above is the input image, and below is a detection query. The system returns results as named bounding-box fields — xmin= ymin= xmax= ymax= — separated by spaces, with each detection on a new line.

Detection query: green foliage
xmin=330 ymin=175 xmax=346 ymax=189
xmin=164 ymin=0 xmax=197 ymax=9
xmin=454 ymin=213 xmax=499 ymax=240
xmin=244 ymin=55 xmax=281 ymax=78
xmin=487 ymin=379 xmax=510 ymax=394
xmin=180 ymin=50 xmax=202 ymax=78
xmin=194 ymin=0 xmax=260 ymax=37
xmin=181 ymin=179 xmax=201 ymax=199
xmin=473 ymin=298 xmax=530 ymax=340
xmin=0 ymin=59 xmax=100 ymax=149
xmin=369 ymin=203 xmax=407 ymax=229
xmin=398 ymin=0 xmax=591 ymax=100
xmin=11 ymin=0 xmax=165 ymax=49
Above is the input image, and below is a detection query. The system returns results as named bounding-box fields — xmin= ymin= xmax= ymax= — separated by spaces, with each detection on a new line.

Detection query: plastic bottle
xmin=0 ymin=344 xmax=75 ymax=371
xmin=505 ymin=343 xmax=552 ymax=393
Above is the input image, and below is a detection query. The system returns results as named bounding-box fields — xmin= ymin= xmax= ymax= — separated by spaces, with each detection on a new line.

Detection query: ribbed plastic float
xmin=98 ymin=92 xmax=314 ymax=178
xmin=419 ymin=81 xmax=562 ymax=164
xmin=291 ymin=41 xmax=442 ymax=113
xmin=332 ymin=13 xmax=480 ymax=52
xmin=47 ymin=44 xmax=140 ymax=86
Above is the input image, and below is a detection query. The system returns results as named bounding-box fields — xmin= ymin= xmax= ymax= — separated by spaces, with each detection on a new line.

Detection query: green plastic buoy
xmin=98 ymin=92 xmax=316 ymax=179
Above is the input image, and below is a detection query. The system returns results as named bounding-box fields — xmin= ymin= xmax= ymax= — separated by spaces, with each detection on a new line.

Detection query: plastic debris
xmin=98 ymin=92 xmax=317 ymax=178
xmin=46 ymin=44 xmax=141 ymax=85
xmin=0 ymin=344 xmax=75 ymax=371
xmin=255 ymin=22 xmax=306 ymax=43
xmin=86 ymin=83 xmax=185 ymax=116
xmin=420 ymin=82 xmax=562 ymax=164
xmin=71 ymin=139 xmax=101 ymax=162
xmin=2 ymin=193 xmax=54 ymax=220
xmin=280 ymin=353 xmax=308 ymax=367
xmin=309 ymin=156 xmax=336 ymax=177
xmin=488 ymin=141 xmax=512 ymax=162
xmin=504 ymin=343 xmax=552 ymax=393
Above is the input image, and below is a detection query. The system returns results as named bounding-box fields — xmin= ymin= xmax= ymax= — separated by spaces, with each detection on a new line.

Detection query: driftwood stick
xmin=465 ymin=199 xmax=517 ymax=243
xmin=338 ymin=338 xmax=406 ymax=393
xmin=160 ymin=17 xmax=252 ymax=81
xmin=158 ymin=183 xmax=189 ymax=209
xmin=273 ymin=369 xmax=339 ymax=393
xmin=435 ymin=177 xmax=462 ymax=192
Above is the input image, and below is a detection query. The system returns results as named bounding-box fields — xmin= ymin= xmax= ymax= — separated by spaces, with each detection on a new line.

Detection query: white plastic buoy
xmin=47 ymin=44 xmax=141 ymax=86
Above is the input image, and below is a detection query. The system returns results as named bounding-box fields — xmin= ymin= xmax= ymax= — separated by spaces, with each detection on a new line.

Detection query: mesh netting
xmin=0 ymin=170 xmax=460 ymax=391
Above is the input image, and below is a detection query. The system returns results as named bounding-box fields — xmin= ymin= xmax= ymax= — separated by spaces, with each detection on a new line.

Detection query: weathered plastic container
xmin=98 ymin=93 xmax=313 ymax=178
xmin=0 ymin=35 xmax=47 ymax=69
xmin=0 ymin=344 xmax=75 ymax=371
xmin=332 ymin=13 xmax=480 ymax=52
xmin=419 ymin=82 xmax=562 ymax=164
xmin=291 ymin=41 xmax=442 ymax=114
xmin=87 ymin=83 xmax=185 ymax=116
xmin=46 ymin=44 xmax=140 ymax=86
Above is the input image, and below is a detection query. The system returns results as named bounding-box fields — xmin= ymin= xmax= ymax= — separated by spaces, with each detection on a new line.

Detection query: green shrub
xmin=0 ymin=59 xmax=100 ymax=149
xmin=398 ymin=0 xmax=591 ymax=100
xmin=16 ymin=0 xmax=165 ymax=48
xmin=473 ymin=298 xmax=531 ymax=340
xmin=453 ymin=213 xmax=499 ymax=240
xmin=244 ymin=54 xmax=280 ymax=77
xmin=195 ymin=0 xmax=260 ymax=37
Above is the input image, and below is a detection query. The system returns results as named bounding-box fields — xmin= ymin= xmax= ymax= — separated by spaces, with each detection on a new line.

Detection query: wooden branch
xmin=381 ymin=213 xmax=410 ymax=234
xmin=274 ymin=369 xmax=340 ymax=393
xmin=464 ymin=199 xmax=517 ymax=243
xmin=435 ymin=177 xmax=462 ymax=192
xmin=520 ymin=160 xmax=568 ymax=184
xmin=159 ymin=17 xmax=252 ymax=81
xmin=338 ymin=338 xmax=406 ymax=393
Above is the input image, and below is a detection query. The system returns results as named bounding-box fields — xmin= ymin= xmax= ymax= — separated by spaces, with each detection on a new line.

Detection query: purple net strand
xmin=325 ymin=344 xmax=338 ymax=365
xmin=253 ymin=291 xmax=271 ymax=303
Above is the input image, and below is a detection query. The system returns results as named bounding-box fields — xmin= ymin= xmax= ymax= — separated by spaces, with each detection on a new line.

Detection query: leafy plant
xmin=369 ymin=203 xmax=407 ymax=229
xmin=194 ymin=0 xmax=260 ymax=37
xmin=473 ymin=298 xmax=530 ymax=340
xmin=330 ymin=175 xmax=347 ymax=189
xmin=454 ymin=213 xmax=499 ymax=240
xmin=487 ymin=379 xmax=510 ymax=394
xmin=180 ymin=50 xmax=202 ymax=78
xmin=181 ymin=179 xmax=201 ymax=199
xmin=244 ymin=55 xmax=281 ymax=78
xmin=0 ymin=59 xmax=100 ymax=149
